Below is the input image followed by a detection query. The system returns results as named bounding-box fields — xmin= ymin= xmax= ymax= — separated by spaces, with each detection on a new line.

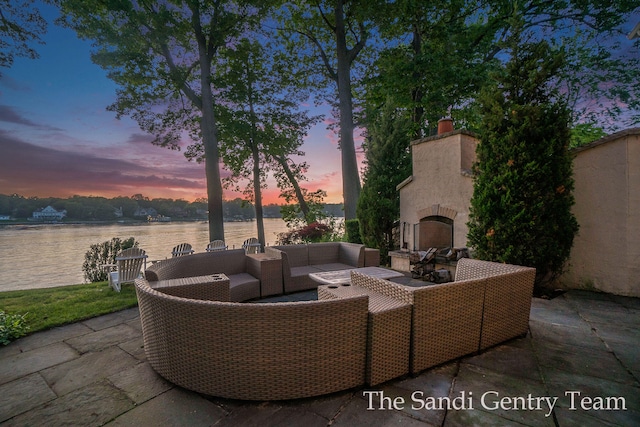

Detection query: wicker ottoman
xmin=318 ymin=283 xmax=411 ymax=386
xmin=150 ymin=274 xmax=230 ymax=301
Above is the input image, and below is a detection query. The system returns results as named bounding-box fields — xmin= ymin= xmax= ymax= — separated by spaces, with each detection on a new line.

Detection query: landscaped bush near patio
xmin=0 ymin=310 xmax=29 ymax=345
xmin=82 ymin=237 xmax=139 ymax=282
xmin=277 ymin=221 xmax=335 ymax=244
xmin=357 ymin=102 xmax=411 ymax=264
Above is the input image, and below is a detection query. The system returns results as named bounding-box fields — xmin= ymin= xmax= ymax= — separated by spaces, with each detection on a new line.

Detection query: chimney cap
xmin=437 ymin=117 xmax=454 ymax=134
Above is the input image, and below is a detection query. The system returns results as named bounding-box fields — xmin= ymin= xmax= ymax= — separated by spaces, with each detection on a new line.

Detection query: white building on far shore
xmin=32 ymin=206 xmax=67 ymax=222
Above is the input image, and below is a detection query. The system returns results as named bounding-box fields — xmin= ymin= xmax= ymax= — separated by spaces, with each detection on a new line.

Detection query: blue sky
xmin=0 ymin=2 xmax=348 ymax=204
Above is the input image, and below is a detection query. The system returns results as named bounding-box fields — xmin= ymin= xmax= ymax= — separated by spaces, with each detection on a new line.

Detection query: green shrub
xmin=357 ymin=100 xmax=412 ymax=264
xmin=0 ymin=311 xmax=29 ymax=345
xmin=82 ymin=237 xmax=139 ymax=282
xmin=467 ymin=30 xmax=578 ymax=292
xmin=345 ymin=219 xmax=362 ymax=243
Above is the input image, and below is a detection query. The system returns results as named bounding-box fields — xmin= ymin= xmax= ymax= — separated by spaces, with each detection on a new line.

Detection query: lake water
xmin=0 ymin=219 xmax=291 ymax=292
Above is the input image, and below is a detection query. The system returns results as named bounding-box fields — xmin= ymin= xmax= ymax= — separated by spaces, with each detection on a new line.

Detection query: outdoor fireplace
xmin=394 ymin=130 xmax=478 ymax=275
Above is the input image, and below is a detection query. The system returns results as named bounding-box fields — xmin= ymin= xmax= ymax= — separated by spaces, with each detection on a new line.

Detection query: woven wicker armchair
xmin=135 ymin=279 xmax=369 ymax=400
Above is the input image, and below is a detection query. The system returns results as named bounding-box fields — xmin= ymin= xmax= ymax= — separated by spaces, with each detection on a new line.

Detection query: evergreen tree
xmin=467 ymin=29 xmax=579 ymax=292
xmin=357 ymin=100 xmax=412 ymax=264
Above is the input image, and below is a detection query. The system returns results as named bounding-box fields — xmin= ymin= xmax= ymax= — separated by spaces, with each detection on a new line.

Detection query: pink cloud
xmin=0 ymin=130 xmax=207 ymax=200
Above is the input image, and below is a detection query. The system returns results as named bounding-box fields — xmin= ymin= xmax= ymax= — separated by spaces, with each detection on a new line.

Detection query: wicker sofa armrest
xmin=245 ymin=254 xmax=261 ymax=279
xmin=351 ymin=271 xmax=414 ymax=305
xmin=338 ymin=242 xmax=365 ymax=267
xmin=246 ymin=254 xmax=283 ymax=297
xmin=455 ymin=257 xmax=529 ymax=281
xmin=136 ymin=275 xmax=230 ymax=302
xmin=145 ymin=250 xmax=248 ymax=282
xmin=453 ymin=258 xmax=535 ymax=351
xmin=266 ymin=247 xmax=290 ymax=276
xmin=481 ymin=267 xmax=535 ymax=350
xmin=351 ymin=270 xmax=487 ymax=374
xmin=408 ymin=278 xmax=486 ymax=373
xmin=364 ymin=248 xmax=381 ymax=267
xmin=264 ymin=246 xmax=282 ymax=259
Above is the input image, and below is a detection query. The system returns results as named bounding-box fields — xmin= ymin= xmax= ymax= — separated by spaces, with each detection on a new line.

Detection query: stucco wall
xmin=398 ymin=130 xmax=477 ymax=250
xmin=561 ymin=129 xmax=640 ymax=297
xmin=397 ymin=127 xmax=639 ymax=297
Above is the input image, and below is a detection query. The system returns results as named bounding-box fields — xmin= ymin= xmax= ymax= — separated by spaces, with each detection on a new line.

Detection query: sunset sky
xmin=0 ymin=2 xmax=359 ymax=205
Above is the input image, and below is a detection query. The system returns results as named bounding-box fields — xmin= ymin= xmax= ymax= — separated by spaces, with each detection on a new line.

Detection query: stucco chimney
xmin=437 ymin=117 xmax=454 ymax=134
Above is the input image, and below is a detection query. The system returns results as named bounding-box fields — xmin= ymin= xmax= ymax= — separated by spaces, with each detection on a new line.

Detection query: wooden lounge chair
xmin=206 ymin=240 xmax=228 ymax=252
xmin=242 ymin=237 xmax=261 ymax=254
xmin=171 ymin=243 xmax=194 ymax=257
xmin=105 ymin=247 xmax=148 ymax=292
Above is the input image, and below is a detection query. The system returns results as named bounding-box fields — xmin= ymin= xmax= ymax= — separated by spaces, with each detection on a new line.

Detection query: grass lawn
xmin=0 ymin=282 xmax=138 ymax=336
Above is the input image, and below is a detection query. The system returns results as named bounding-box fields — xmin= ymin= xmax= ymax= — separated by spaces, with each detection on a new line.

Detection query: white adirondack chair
xmin=171 ymin=243 xmax=194 ymax=257
xmin=105 ymin=247 xmax=148 ymax=292
xmin=206 ymin=240 xmax=228 ymax=252
xmin=242 ymin=237 xmax=261 ymax=254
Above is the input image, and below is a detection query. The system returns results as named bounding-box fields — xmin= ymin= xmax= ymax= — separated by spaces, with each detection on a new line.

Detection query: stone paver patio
xmin=0 ymin=290 xmax=638 ymax=426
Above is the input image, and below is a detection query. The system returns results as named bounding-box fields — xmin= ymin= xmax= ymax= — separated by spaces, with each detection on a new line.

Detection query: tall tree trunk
xmin=410 ymin=24 xmax=424 ymax=140
xmin=198 ymin=41 xmax=224 ymax=242
xmin=335 ymin=0 xmax=361 ymax=220
xmin=275 ymin=155 xmax=311 ymax=222
xmin=247 ymin=61 xmax=265 ymax=250
xmin=251 ymin=145 xmax=265 ymax=250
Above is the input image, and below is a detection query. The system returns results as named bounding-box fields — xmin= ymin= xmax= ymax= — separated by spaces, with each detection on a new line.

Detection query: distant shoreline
xmin=0 ymin=218 xmax=286 ymax=227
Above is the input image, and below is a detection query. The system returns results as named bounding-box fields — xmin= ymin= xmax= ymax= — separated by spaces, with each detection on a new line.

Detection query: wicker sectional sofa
xmin=135 ymin=250 xmax=534 ymax=401
xmin=265 ymin=242 xmax=376 ymax=293
xmin=135 ymin=278 xmax=369 ymax=400
xmin=143 ymin=249 xmax=279 ymax=302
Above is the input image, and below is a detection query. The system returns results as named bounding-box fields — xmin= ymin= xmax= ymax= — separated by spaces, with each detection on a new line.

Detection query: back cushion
xmin=279 ymin=245 xmax=308 ymax=267
xmin=308 ymin=242 xmax=340 ymax=265
xmin=212 ymin=249 xmax=246 ymax=275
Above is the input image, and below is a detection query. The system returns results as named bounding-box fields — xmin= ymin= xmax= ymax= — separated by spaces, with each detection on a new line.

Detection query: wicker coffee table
xmin=309 ymin=266 xmax=404 ymax=285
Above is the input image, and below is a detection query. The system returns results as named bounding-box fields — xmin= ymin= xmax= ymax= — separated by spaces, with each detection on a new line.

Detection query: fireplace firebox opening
xmin=417 ymin=215 xmax=453 ymax=251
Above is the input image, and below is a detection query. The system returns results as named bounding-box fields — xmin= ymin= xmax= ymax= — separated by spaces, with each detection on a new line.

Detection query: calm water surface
xmin=0 ymin=219 xmax=290 ymax=292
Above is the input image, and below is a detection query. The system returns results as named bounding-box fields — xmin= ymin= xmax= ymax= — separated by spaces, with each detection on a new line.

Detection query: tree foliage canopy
xmin=365 ymin=0 xmax=640 ymax=136
xmin=212 ymin=37 xmax=322 ymax=244
xmin=38 ymin=0 xmax=638 ymax=251
xmin=276 ymin=0 xmax=383 ymax=219
xmin=0 ymin=0 xmax=46 ymax=73
xmin=55 ymin=0 xmax=274 ymax=241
